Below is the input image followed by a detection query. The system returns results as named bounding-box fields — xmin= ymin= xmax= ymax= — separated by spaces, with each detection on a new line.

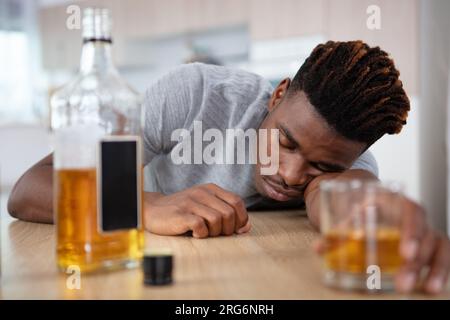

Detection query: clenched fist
xmin=143 ymin=183 xmax=251 ymax=238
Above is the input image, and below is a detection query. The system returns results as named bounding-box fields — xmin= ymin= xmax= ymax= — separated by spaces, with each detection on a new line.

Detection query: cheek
xmin=278 ymin=150 xmax=301 ymax=175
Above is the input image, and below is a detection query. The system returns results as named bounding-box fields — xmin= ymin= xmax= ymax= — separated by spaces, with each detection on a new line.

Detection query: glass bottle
xmin=51 ymin=8 xmax=144 ymax=272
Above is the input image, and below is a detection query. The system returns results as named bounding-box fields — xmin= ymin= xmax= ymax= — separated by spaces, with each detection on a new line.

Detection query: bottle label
xmin=97 ymin=136 xmax=142 ymax=232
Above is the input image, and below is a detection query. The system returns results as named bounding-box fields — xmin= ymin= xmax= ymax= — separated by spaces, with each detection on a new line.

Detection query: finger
xmin=394 ymin=229 xmax=436 ymax=293
xmin=424 ymin=236 xmax=450 ymax=294
xmin=400 ymin=202 xmax=426 ymax=261
xmin=185 ymin=214 xmax=209 ymax=239
xmin=313 ymin=238 xmax=326 ymax=255
xmin=195 ymin=187 xmax=237 ymax=235
xmin=190 ymin=202 xmax=223 ymax=237
xmin=220 ymin=203 xmax=236 ymax=236
xmin=394 ymin=261 xmax=421 ymax=293
xmin=414 ymin=229 xmax=437 ymax=270
xmin=237 ymin=219 xmax=251 ymax=234
xmin=206 ymin=184 xmax=248 ymax=230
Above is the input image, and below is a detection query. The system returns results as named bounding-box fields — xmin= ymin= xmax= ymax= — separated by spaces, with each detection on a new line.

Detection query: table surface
xmin=1 ymin=193 xmax=449 ymax=299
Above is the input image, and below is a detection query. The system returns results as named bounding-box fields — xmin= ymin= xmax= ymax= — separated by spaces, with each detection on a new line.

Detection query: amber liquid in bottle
xmin=55 ymin=168 xmax=144 ymax=272
xmin=324 ymin=227 xmax=402 ymax=274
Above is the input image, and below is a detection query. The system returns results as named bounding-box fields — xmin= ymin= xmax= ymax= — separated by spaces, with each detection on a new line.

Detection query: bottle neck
xmin=80 ymin=39 xmax=116 ymax=75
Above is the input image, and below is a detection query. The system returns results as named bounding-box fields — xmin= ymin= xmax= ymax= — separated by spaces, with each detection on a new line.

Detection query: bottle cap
xmin=143 ymin=248 xmax=173 ymax=285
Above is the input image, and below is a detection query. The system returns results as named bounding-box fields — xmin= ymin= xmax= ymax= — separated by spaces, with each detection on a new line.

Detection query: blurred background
xmin=0 ymin=0 xmax=448 ymax=235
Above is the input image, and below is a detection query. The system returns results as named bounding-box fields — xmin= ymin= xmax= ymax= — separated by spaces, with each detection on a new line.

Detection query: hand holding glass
xmin=320 ymin=180 xmax=403 ymax=291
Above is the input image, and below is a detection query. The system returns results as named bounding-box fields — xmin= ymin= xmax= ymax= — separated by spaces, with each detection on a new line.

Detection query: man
xmin=8 ymin=41 xmax=450 ymax=294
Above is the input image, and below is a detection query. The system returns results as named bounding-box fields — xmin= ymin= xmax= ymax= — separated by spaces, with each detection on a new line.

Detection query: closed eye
xmin=280 ymin=141 xmax=296 ymax=150
xmin=279 ymin=131 xmax=296 ymax=150
xmin=310 ymin=162 xmax=345 ymax=173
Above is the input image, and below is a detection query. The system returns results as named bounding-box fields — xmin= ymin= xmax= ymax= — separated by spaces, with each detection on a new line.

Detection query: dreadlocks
xmin=289 ymin=40 xmax=410 ymax=145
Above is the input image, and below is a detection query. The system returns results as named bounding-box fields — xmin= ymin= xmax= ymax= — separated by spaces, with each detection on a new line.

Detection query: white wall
xmin=370 ymin=97 xmax=420 ymax=202
xmin=420 ymin=0 xmax=450 ymax=234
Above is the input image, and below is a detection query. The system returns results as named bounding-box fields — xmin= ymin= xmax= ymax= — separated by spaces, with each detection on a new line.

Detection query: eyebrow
xmin=278 ymin=124 xmax=347 ymax=172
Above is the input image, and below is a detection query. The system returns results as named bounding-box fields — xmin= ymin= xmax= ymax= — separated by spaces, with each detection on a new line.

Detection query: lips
xmin=261 ymin=176 xmax=304 ymax=201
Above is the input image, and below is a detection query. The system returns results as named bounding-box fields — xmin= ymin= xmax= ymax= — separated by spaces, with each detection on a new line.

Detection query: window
xmin=0 ymin=30 xmax=34 ymax=124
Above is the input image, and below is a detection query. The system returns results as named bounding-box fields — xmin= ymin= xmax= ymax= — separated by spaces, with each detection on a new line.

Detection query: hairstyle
xmin=289 ymin=40 xmax=410 ymax=145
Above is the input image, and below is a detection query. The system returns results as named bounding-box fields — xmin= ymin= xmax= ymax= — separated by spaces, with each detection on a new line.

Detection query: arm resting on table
xmin=7 ymin=154 xmax=54 ymax=224
xmin=7 ymin=154 xmax=164 ymax=226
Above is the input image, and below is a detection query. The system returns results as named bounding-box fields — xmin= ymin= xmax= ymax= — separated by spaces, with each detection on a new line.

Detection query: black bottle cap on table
xmin=143 ymin=248 xmax=173 ymax=285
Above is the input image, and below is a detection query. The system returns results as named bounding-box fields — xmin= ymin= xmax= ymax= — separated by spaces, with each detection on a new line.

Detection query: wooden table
xmin=1 ymin=193 xmax=449 ymax=299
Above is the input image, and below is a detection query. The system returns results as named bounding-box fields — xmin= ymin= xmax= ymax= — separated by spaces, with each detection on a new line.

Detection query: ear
xmin=268 ymin=78 xmax=291 ymax=112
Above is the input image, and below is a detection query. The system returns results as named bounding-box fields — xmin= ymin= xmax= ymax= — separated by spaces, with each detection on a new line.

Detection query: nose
xmin=278 ymin=153 xmax=312 ymax=187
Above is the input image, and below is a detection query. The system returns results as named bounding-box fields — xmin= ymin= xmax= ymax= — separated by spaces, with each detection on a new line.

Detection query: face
xmin=254 ymin=78 xmax=367 ymax=202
